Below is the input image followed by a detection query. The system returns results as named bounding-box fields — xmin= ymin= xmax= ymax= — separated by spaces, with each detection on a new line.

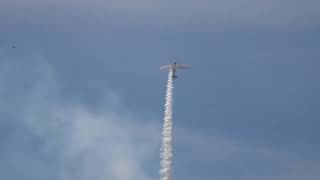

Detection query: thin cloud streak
xmin=175 ymin=127 xmax=320 ymax=180
xmin=1 ymin=0 xmax=319 ymax=30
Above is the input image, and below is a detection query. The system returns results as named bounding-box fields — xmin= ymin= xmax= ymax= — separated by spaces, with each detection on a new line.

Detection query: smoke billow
xmin=160 ymin=69 xmax=174 ymax=180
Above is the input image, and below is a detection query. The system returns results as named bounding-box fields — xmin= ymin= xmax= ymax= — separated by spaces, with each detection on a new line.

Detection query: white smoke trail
xmin=160 ymin=69 xmax=174 ymax=180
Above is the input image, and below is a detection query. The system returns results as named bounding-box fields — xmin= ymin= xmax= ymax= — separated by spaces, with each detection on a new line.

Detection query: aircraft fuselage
xmin=172 ymin=62 xmax=177 ymax=79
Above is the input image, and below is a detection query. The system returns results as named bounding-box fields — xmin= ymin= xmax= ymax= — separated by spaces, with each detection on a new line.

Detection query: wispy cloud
xmin=0 ymin=58 xmax=160 ymax=180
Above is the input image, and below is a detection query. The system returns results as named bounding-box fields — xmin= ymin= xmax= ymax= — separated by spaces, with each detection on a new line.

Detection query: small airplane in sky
xmin=160 ymin=61 xmax=190 ymax=79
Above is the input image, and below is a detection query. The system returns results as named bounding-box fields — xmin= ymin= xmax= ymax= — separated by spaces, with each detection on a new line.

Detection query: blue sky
xmin=1 ymin=0 xmax=320 ymax=180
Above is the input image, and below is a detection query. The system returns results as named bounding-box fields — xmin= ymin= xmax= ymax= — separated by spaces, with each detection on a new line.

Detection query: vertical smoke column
xmin=160 ymin=69 xmax=174 ymax=180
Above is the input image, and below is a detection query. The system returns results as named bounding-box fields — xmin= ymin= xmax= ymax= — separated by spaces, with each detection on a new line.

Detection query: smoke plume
xmin=160 ymin=69 xmax=174 ymax=180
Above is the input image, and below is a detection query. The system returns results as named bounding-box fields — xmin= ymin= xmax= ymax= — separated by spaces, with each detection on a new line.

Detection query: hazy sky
xmin=0 ymin=1 xmax=320 ymax=180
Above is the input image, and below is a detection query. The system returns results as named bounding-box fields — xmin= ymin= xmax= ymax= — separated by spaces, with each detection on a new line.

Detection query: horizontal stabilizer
xmin=160 ymin=64 xmax=190 ymax=70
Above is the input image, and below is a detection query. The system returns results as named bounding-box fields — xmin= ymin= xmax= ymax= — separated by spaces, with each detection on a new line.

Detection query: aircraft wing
xmin=175 ymin=64 xmax=190 ymax=69
xmin=160 ymin=64 xmax=173 ymax=70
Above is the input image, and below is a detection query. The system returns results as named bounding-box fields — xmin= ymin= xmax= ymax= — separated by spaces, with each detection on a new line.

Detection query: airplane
xmin=160 ymin=61 xmax=190 ymax=79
